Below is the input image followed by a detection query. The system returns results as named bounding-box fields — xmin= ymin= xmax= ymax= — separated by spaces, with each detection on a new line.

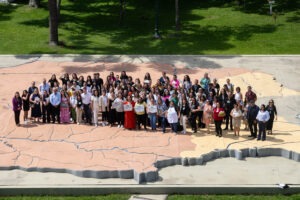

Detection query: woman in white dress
xmin=91 ymin=89 xmax=100 ymax=127
xmin=167 ymin=101 xmax=179 ymax=134
xmin=99 ymin=90 xmax=108 ymax=126
xmin=234 ymin=87 xmax=243 ymax=106
xmin=230 ymin=103 xmax=243 ymax=136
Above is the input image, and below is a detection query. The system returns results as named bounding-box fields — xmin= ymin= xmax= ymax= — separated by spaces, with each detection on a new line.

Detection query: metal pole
xmin=154 ymin=0 xmax=161 ymax=39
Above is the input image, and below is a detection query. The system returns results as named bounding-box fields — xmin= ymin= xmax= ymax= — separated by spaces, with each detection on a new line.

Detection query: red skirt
xmin=124 ymin=111 xmax=136 ymax=129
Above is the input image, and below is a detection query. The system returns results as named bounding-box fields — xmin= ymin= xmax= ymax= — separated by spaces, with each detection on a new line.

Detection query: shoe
xmin=223 ymin=128 xmax=228 ymax=130
xmin=117 ymin=125 xmax=120 ymax=128
xmin=219 ymin=135 xmax=222 ymax=137
xmin=77 ymin=122 xmax=80 ymax=125
xmin=262 ymin=138 xmax=266 ymax=141
xmin=95 ymin=124 xmax=98 ymax=127
xmin=121 ymin=125 xmax=124 ymax=128
xmin=248 ymin=135 xmax=253 ymax=137
xmin=216 ymin=134 xmax=219 ymax=136
xmin=257 ymin=138 xmax=261 ymax=141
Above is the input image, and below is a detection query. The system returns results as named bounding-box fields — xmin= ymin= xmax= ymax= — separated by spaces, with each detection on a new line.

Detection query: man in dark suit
xmin=247 ymin=100 xmax=259 ymax=138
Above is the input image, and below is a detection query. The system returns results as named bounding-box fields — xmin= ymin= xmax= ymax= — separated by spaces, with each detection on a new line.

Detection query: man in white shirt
xmin=81 ymin=87 xmax=92 ymax=125
xmin=49 ymin=87 xmax=61 ymax=124
xmin=39 ymin=78 xmax=50 ymax=95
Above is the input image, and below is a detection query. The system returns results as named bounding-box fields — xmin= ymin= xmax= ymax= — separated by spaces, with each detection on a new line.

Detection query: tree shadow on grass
xmin=234 ymin=0 xmax=300 ymax=15
xmin=0 ymin=4 xmax=16 ymax=21
xmin=286 ymin=11 xmax=300 ymax=23
xmin=18 ymin=0 xmax=279 ymax=54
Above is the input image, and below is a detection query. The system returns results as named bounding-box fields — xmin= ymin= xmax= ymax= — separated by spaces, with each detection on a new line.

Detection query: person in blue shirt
xmin=49 ymin=87 xmax=61 ymax=124
xmin=256 ymin=104 xmax=270 ymax=141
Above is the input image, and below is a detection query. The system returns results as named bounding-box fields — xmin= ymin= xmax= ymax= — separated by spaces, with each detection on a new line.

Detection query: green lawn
xmin=1 ymin=195 xmax=300 ymax=200
xmin=168 ymin=194 xmax=300 ymax=200
xmin=0 ymin=0 xmax=299 ymax=54
xmin=0 ymin=195 xmax=130 ymax=200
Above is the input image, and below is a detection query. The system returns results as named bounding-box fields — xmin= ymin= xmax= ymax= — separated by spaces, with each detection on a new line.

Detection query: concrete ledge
xmin=0 ymin=148 xmax=299 ymax=185
xmin=1 ymin=185 xmax=299 ymax=195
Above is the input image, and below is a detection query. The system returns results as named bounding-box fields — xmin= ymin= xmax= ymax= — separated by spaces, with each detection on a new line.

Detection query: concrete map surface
xmin=0 ymin=55 xmax=299 ymax=187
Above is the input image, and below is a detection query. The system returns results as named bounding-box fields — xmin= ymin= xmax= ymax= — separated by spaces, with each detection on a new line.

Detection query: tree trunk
xmin=119 ymin=0 xmax=126 ymax=26
xmin=57 ymin=0 xmax=61 ymax=21
xmin=175 ymin=0 xmax=180 ymax=31
xmin=48 ymin=0 xmax=59 ymax=45
xmin=28 ymin=0 xmax=39 ymax=8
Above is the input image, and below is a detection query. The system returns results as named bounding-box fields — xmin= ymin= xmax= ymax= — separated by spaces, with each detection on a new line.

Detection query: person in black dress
xmin=21 ymin=90 xmax=30 ymax=124
xmin=29 ymin=88 xmax=42 ymax=122
xmin=108 ymin=92 xmax=116 ymax=127
xmin=12 ymin=92 xmax=22 ymax=126
xmin=266 ymin=99 xmax=277 ymax=135
xmin=190 ymin=97 xmax=200 ymax=133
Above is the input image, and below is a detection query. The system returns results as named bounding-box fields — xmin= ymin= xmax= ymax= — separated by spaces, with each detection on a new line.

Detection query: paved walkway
xmin=0 ymin=55 xmax=299 ymax=186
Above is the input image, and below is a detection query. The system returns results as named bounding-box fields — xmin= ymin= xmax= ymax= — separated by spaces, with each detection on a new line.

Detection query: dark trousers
xmin=83 ymin=104 xmax=92 ymax=124
xmin=170 ymin=123 xmax=178 ymax=133
xmin=51 ymin=105 xmax=60 ymax=123
xmin=198 ymin=111 xmax=205 ymax=128
xmin=190 ymin=113 xmax=197 ymax=132
xmin=225 ymin=111 xmax=233 ymax=129
xmin=258 ymin=121 xmax=267 ymax=140
xmin=102 ymin=108 xmax=108 ymax=121
xmin=108 ymin=109 xmax=116 ymax=124
xmin=158 ymin=116 xmax=166 ymax=132
xmin=137 ymin=114 xmax=146 ymax=129
xmin=215 ymin=120 xmax=222 ymax=136
xmin=42 ymin=104 xmax=51 ymax=123
xmin=116 ymin=111 xmax=124 ymax=125
xmin=14 ymin=110 xmax=21 ymax=125
xmin=248 ymin=120 xmax=257 ymax=137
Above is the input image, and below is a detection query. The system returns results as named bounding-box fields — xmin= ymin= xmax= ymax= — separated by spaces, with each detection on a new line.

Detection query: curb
xmin=0 ymin=148 xmax=299 ymax=184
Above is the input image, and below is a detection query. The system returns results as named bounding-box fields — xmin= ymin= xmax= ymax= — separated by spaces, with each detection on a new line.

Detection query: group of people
xmin=12 ymin=71 xmax=277 ymax=141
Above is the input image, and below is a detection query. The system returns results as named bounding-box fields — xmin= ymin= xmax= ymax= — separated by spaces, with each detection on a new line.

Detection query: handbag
xmin=218 ymin=111 xmax=226 ymax=117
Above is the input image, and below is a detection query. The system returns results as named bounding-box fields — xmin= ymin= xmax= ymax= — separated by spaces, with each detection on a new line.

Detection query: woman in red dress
xmin=124 ymin=95 xmax=136 ymax=130
xmin=213 ymin=102 xmax=225 ymax=137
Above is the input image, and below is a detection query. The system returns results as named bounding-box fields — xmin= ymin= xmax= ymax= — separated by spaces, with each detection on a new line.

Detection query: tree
xmin=119 ymin=0 xmax=126 ymax=25
xmin=175 ymin=0 xmax=180 ymax=31
xmin=28 ymin=0 xmax=40 ymax=8
xmin=48 ymin=0 xmax=59 ymax=45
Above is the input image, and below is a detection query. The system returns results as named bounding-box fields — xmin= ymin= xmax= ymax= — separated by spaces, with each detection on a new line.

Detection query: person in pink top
xmin=60 ymin=90 xmax=70 ymax=123
xmin=171 ymin=74 xmax=180 ymax=89
xmin=213 ymin=102 xmax=225 ymax=137
xmin=203 ymin=100 xmax=213 ymax=133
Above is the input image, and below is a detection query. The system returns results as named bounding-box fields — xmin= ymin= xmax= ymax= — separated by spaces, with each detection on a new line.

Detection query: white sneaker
xmin=77 ymin=122 xmax=80 ymax=125
xmin=121 ymin=125 xmax=124 ymax=128
xmin=95 ymin=124 xmax=98 ymax=127
xmin=118 ymin=125 xmax=120 ymax=128
xmin=102 ymin=122 xmax=105 ymax=127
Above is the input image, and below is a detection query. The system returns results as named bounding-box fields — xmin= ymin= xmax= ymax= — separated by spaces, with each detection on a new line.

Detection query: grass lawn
xmin=0 ymin=0 xmax=299 ymax=54
xmin=0 ymin=195 xmax=130 ymax=200
xmin=168 ymin=194 xmax=300 ymax=200
xmin=1 ymin=195 xmax=300 ymax=200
